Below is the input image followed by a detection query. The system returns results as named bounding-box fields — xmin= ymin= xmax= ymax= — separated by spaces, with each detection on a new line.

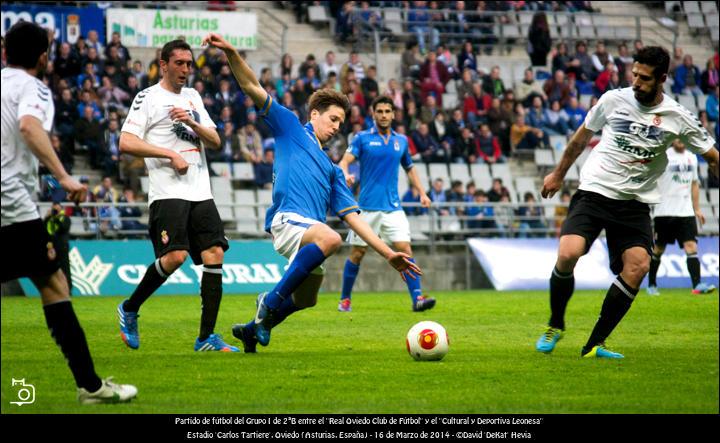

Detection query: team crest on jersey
xmin=47 ymin=242 xmax=56 ymax=261
xmin=394 ymin=141 xmax=400 ymax=151
xmin=161 ymin=230 xmax=169 ymax=245
xmin=653 ymin=115 xmax=662 ymax=126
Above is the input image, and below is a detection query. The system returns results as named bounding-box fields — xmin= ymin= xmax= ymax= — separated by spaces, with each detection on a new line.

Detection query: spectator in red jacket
xmin=419 ymin=51 xmax=450 ymax=107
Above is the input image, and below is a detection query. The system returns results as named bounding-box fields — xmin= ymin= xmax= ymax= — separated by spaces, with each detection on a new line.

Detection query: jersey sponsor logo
xmin=171 ymin=121 xmax=201 ymax=147
xmin=369 ymin=141 xmax=382 ymax=146
xmin=611 ymin=118 xmax=666 ymax=143
xmin=614 ymin=135 xmax=658 ymax=160
xmin=68 ymin=247 xmax=114 ymax=296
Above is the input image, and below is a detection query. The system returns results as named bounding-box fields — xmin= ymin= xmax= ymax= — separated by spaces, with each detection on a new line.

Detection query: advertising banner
xmin=20 ymin=240 xmax=285 ymax=297
xmin=106 ymin=8 xmax=257 ymax=49
xmin=1 ymin=4 xmax=105 ymax=44
xmin=468 ymin=237 xmax=719 ymax=291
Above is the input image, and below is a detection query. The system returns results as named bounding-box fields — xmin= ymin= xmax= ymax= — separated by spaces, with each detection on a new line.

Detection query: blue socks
xmin=341 ymin=259 xmax=360 ymax=300
xmin=264 ymin=243 xmax=326 ymax=310
xmin=405 ymin=258 xmax=422 ymax=303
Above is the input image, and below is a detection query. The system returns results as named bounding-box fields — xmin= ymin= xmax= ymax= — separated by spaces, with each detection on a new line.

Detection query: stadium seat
xmin=614 ymin=26 xmax=637 ymax=40
xmin=233 ymin=163 xmax=254 ymax=181
xmin=429 ymin=163 xmax=450 ymax=184
xmin=442 ymin=92 xmax=459 ymax=109
xmin=518 ymin=12 xmax=534 ymax=25
xmin=470 ymin=163 xmax=492 ymax=191
xmin=308 ymin=5 xmax=330 ymax=23
xmin=564 ymin=164 xmax=580 ymax=181
xmin=709 ymin=188 xmax=719 ymax=206
xmin=579 ymin=94 xmax=593 ymax=110
xmin=439 ymin=215 xmax=462 ymax=232
xmin=490 ymin=163 xmax=512 ymax=185
xmin=707 ymin=13 xmax=719 ymax=30
xmin=408 ymin=215 xmax=431 ymax=240
xmin=383 ymin=9 xmax=404 ymax=35
xmin=212 ymin=177 xmax=234 ymax=221
xmin=412 ymin=162 xmax=430 ymax=190
xmin=449 ymin=163 xmax=471 ymax=184
xmin=140 ymin=176 xmax=149 ymax=195
xmin=549 ymin=135 xmax=567 ymax=152
xmin=397 ymin=165 xmax=409 ymax=196
xmin=698 ymin=162 xmax=709 ymax=181
xmin=683 ymin=1 xmax=701 ymax=13
xmin=233 ymin=190 xmax=259 ymax=233
xmin=210 ymin=162 xmax=232 ymax=178
xmin=534 ymin=149 xmax=555 ymax=169
xmin=515 ymin=176 xmax=537 ymax=199
xmin=701 ymin=1 xmax=718 ymax=13
xmin=500 ymin=24 xmax=521 ymax=39
xmin=711 ymin=26 xmax=719 ymax=42
xmin=256 ymin=189 xmax=272 ymax=228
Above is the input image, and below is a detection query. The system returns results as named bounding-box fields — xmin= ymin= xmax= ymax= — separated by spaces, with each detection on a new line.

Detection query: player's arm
xmin=168 ymin=107 xmax=220 ymax=150
xmin=339 ymin=152 xmax=357 ymax=187
xmin=406 ymin=166 xmax=431 ymax=207
xmin=202 ymin=33 xmax=267 ymax=109
xmin=119 ymin=132 xmax=189 ymax=175
xmin=541 ymin=124 xmax=595 ymax=198
xmin=342 ymin=212 xmax=422 ymax=280
xmin=701 ymin=148 xmax=719 ymax=179
xmin=19 ymin=115 xmax=86 ymax=202
xmin=691 ymin=179 xmax=706 ymax=225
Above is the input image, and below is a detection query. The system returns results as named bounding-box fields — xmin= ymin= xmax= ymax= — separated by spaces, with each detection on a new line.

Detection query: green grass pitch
xmin=1 ymin=289 xmax=718 ymax=414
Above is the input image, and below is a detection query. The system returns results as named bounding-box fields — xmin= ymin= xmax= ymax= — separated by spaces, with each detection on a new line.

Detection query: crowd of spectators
xmin=2 ymin=0 xmax=718 ymax=238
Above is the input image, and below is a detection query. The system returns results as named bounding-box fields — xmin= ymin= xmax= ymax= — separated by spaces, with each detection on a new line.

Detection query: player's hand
xmin=170 ymin=153 xmax=189 ymax=175
xmin=541 ymin=171 xmax=563 ymax=199
xmin=387 ymin=251 xmax=422 ymax=282
xmin=345 ymin=173 xmax=356 ymax=187
xmin=202 ymin=33 xmax=233 ymax=51
xmin=58 ymin=175 xmax=87 ymax=204
xmin=169 ymin=107 xmax=195 ymax=128
xmin=696 ymin=210 xmax=706 ymax=225
xmin=419 ymin=193 xmax=432 ymax=208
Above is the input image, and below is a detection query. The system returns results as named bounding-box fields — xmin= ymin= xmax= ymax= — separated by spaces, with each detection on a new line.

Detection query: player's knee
xmin=350 ymin=247 xmax=366 ymax=263
xmin=625 ymin=256 xmax=650 ymax=279
xmin=163 ymin=250 xmax=188 ymax=271
xmin=556 ymin=250 xmax=581 ymax=269
xmin=203 ymin=246 xmax=224 ymax=264
xmin=321 ymin=231 xmax=342 ymax=255
xmin=683 ymin=242 xmax=698 ymax=255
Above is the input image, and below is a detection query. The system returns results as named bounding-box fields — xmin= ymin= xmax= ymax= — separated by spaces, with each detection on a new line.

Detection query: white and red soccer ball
xmin=406 ymin=321 xmax=449 ymax=361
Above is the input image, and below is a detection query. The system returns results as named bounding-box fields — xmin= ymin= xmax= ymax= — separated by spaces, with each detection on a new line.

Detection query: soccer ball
xmin=406 ymin=321 xmax=449 ymax=361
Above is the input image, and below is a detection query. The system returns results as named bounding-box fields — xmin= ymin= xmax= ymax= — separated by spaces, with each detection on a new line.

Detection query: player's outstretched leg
xmin=339 ymin=252 xmax=362 ymax=312
xmin=118 ymin=257 xmax=175 ymax=349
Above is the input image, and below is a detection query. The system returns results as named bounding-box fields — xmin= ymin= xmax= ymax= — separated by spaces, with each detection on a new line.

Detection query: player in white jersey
xmin=535 ymin=46 xmax=719 ymax=359
xmin=1 ymin=21 xmax=137 ymax=404
xmin=117 ymin=40 xmax=238 ymax=352
xmin=646 ymin=139 xmax=716 ymax=295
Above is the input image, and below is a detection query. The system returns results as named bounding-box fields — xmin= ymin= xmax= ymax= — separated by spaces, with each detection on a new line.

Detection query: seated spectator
xmin=456 ymin=68 xmax=475 ymax=100
xmin=436 ymin=44 xmax=457 ymax=78
xmin=526 ymin=96 xmax=546 ymax=129
xmin=552 ymin=42 xmax=577 ymax=75
xmin=487 ymin=178 xmax=510 ymax=202
xmin=517 ymin=68 xmax=548 ymax=108
xmin=487 ymin=97 xmax=514 ymax=155
xmin=476 ymin=124 xmax=505 ymax=164
xmin=75 ymin=105 xmax=104 ymax=169
xmin=511 ymin=112 xmax=548 ymax=153
xmin=673 ymin=55 xmax=703 ymax=96
xmin=420 ymin=95 xmax=442 ymax=124
xmin=361 ymin=65 xmax=380 ymax=105
xmin=402 ymin=186 xmax=428 ymax=216
xmin=254 ymin=149 xmax=274 ymax=190
xmin=457 ymin=41 xmax=478 ymax=74
xmin=445 ymin=180 xmax=466 ymax=216
xmin=401 ymin=41 xmax=423 ymax=80
xmin=464 ymin=181 xmax=476 ymax=203
xmin=211 ymin=121 xmax=240 ymax=163
xmin=427 ymin=178 xmax=449 ymax=215
xmin=404 ymin=100 xmax=421 ymax=133
xmin=517 ymin=192 xmax=546 ymax=238
xmin=98 ymin=76 xmax=130 ymax=115
xmin=336 ymin=1 xmax=356 ymax=43
xmin=77 ymin=89 xmax=102 ymax=122
xmin=542 ymin=100 xmax=572 ymax=136
xmin=615 ymin=43 xmax=634 ymax=72
xmin=55 ymin=88 xmax=78 ymax=147
xmin=239 ymin=122 xmax=263 ymax=164
xmin=102 ymin=119 xmax=121 ymax=179
xmin=483 ymin=66 xmax=506 ymax=98
xmin=419 ymin=51 xmax=450 ymax=107
xmin=412 ymin=123 xmax=441 ymax=162
xmin=77 ymin=61 xmax=100 ymax=89
xmin=463 ymin=83 xmax=492 ymax=127
xmin=407 ymin=0 xmax=440 ymax=54
xmin=94 ymin=176 xmax=122 ymax=235
xmin=446 ymin=109 xmax=467 ymax=141
xmin=543 ymin=69 xmax=571 ymax=107
xmin=594 ymin=61 xmax=618 ymax=97
xmin=341 ymin=51 xmax=366 ymax=82
xmin=494 ymin=193 xmax=513 ymax=237
xmin=590 ymin=41 xmax=614 ymax=77
xmin=456 ymin=127 xmax=478 ymax=163
xmin=385 ymin=78 xmax=404 ymax=111
xmin=319 ymin=50 xmax=340 ymax=82
xmin=564 ymin=97 xmax=587 ymax=131
xmin=701 ymin=58 xmax=719 ymax=94
xmin=466 ymin=190 xmax=497 ymax=232
xmin=572 ymin=40 xmax=595 ymax=82
xmin=118 ymin=188 xmax=148 ymax=233
xmin=553 ymin=190 xmax=571 ymax=237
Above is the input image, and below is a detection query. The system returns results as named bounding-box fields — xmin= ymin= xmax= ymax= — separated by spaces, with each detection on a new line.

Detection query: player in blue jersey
xmin=202 ymin=34 xmax=422 ymax=353
xmin=338 ymin=96 xmax=435 ymax=312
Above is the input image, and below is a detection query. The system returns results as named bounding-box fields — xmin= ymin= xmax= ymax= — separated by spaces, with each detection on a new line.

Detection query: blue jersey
xmin=346 ymin=126 xmax=413 ymax=212
xmin=258 ymin=95 xmax=359 ymax=232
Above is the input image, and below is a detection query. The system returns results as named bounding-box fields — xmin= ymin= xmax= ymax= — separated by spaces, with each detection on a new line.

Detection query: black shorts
xmin=148 ymin=199 xmax=229 ymax=265
xmin=653 ymin=216 xmax=698 ymax=247
xmin=561 ymin=190 xmax=653 ymax=275
xmin=1 ymin=218 xmax=60 ymax=282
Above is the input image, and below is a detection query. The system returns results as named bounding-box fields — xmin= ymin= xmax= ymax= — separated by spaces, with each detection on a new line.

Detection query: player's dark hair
xmin=308 ymin=88 xmax=350 ymax=116
xmin=5 ymin=21 xmax=49 ymax=69
xmin=633 ymin=46 xmax=670 ymax=80
xmin=161 ymin=39 xmax=192 ymax=63
xmin=371 ymin=95 xmax=395 ymax=112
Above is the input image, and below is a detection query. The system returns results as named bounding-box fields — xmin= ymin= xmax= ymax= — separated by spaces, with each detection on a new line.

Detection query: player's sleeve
xmin=256 ymin=94 xmax=300 ymax=137
xmin=330 ymin=165 xmax=360 ymax=218
xmin=400 ymin=135 xmax=414 ymax=171
xmin=18 ymin=80 xmax=54 ymax=131
xmin=582 ymin=90 xmax=612 ymax=133
xmin=194 ymin=89 xmax=216 ymax=129
xmin=121 ymin=88 xmax=151 ymax=139
xmin=346 ymin=132 xmax=363 ymax=158
xmin=679 ymin=112 xmax=715 ymax=155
